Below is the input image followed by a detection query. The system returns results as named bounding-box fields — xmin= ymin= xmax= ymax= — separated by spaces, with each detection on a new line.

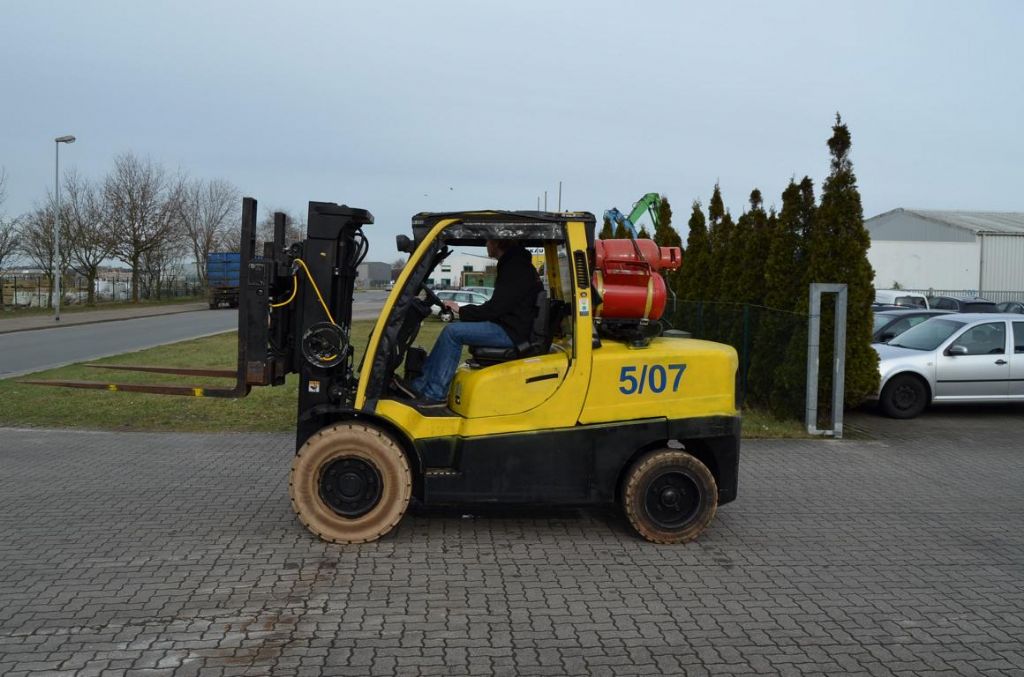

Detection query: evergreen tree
xmin=704 ymin=184 xmax=731 ymax=341
xmin=652 ymin=195 xmax=682 ymax=289
xmin=674 ymin=201 xmax=708 ymax=334
xmin=599 ymin=215 xmax=613 ymax=239
xmin=613 ymin=220 xmax=629 ymax=239
xmin=676 ymin=201 xmax=707 ymax=299
xmin=637 ymin=224 xmax=650 ymax=239
xmin=770 ymin=177 xmax=817 ymax=418
xmin=653 ymin=195 xmax=681 ymax=248
xmin=737 ymin=190 xmax=770 ymax=306
xmin=808 ymin=114 xmax=878 ymax=410
xmin=746 ymin=180 xmax=805 ymax=409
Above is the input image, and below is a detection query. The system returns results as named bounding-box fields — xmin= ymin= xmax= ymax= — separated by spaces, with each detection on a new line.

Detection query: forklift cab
xmin=354 ymin=210 xmax=594 ymax=425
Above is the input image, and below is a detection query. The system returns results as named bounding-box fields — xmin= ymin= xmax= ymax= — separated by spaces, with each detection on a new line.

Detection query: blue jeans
xmin=411 ymin=321 xmax=513 ymax=401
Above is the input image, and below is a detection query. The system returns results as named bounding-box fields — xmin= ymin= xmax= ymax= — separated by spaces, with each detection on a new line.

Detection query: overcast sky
xmin=2 ymin=1 xmax=1022 ymax=262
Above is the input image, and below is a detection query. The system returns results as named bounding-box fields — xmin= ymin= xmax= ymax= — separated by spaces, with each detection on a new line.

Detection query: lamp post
xmin=54 ymin=134 xmax=75 ymax=321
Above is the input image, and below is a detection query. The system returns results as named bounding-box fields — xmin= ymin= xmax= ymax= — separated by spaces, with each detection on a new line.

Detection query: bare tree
xmin=18 ymin=203 xmax=68 ymax=308
xmin=0 ymin=169 xmax=22 ymax=305
xmin=257 ymin=207 xmax=305 ymax=247
xmin=176 ymin=177 xmax=240 ymax=285
xmin=140 ymin=230 xmax=187 ymax=300
xmin=104 ymin=153 xmax=180 ymax=302
xmin=64 ymin=170 xmax=115 ymax=305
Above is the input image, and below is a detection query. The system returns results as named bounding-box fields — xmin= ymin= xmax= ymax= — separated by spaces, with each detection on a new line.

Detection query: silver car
xmin=873 ymin=313 xmax=1024 ymax=418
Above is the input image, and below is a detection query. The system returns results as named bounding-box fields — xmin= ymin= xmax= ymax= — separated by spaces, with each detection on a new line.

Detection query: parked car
xmin=874 ymin=289 xmax=929 ymax=308
xmin=996 ymin=301 xmax=1024 ymax=314
xmin=461 ymin=286 xmax=494 ymax=299
xmin=872 ymin=314 xmax=1024 ymax=418
xmin=433 ymin=289 xmax=490 ymax=322
xmin=926 ymin=295 xmax=999 ymax=312
xmin=872 ymin=308 xmax=952 ymax=343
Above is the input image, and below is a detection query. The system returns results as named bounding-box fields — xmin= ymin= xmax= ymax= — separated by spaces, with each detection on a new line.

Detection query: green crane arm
xmin=627 ymin=192 xmax=662 ymax=231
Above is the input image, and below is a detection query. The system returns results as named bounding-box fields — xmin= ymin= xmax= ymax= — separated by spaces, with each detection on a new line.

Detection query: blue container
xmin=206 ymin=252 xmax=241 ymax=288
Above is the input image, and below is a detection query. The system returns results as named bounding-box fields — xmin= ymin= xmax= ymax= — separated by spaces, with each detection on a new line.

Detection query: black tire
xmin=879 ymin=373 xmax=928 ymax=419
xmin=623 ymin=450 xmax=717 ymax=544
xmin=289 ymin=422 xmax=412 ymax=544
xmin=439 ymin=308 xmax=455 ymax=323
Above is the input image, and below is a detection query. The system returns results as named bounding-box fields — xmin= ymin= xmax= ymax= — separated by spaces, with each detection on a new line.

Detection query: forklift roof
xmin=410 ymin=210 xmax=596 ymax=248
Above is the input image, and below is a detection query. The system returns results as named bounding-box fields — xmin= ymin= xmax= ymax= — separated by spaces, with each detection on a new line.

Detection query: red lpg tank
xmin=592 ymin=239 xmax=682 ymax=321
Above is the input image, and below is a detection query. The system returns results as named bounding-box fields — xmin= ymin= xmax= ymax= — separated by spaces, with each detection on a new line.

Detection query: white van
xmin=874 ymin=289 xmax=929 ymax=308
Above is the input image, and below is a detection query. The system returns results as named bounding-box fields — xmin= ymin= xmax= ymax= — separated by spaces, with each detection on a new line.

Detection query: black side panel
xmin=421 ymin=416 xmax=739 ymax=506
xmin=424 ymin=429 xmax=597 ymax=503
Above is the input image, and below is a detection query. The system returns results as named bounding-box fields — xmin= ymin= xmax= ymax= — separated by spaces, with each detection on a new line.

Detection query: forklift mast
xmin=25 ymin=197 xmax=374 ymax=442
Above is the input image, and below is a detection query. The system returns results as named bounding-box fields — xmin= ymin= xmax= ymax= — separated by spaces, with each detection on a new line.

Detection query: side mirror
xmin=947 ymin=344 xmax=968 ymax=356
xmin=396 ymin=234 xmax=414 ymax=254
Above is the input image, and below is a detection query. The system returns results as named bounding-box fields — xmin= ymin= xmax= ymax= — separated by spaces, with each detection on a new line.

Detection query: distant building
xmin=866 ymin=209 xmax=1024 ymax=294
xmin=357 ymin=262 xmax=392 ymax=289
xmin=427 ymin=252 xmax=495 ymax=289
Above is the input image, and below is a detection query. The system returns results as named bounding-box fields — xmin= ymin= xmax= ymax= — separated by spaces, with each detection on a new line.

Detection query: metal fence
xmin=903 ymin=288 xmax=1024 ymax=303
xmin=0 ymin=275 xmax=202 ymax=308
xmin=669 ymin=299 xmax=808 ymax=413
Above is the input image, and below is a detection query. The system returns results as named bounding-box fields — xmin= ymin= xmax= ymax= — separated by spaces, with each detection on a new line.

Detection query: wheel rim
xmin=318 ymin=457 xmax=383 ymax=518
xmin=892 ymin=382 xmax=918 ymax=411
xmin=644 ymin=471 xmax=701 ymax=529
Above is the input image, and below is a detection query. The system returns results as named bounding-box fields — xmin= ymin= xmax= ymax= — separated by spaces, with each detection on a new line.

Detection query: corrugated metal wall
xmin=980 ymin=234 xmax=1024 ymax=294
xmin=866 ymin=211 xmax=975 ymax=242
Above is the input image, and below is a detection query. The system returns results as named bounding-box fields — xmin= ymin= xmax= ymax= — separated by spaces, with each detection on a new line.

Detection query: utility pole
xmin=53 ymin=134 xmax=76 ymax=321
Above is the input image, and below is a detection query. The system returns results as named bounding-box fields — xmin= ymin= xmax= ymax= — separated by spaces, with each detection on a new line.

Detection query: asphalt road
xmin=0 ymin=310 xmax=238 ymax=379
xmin=0 ymin=292 xmax=388 ymax=379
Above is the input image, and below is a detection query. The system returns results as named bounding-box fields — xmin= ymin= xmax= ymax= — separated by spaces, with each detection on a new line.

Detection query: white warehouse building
xmin=866 ymin=209 xmax=1024 ymax=296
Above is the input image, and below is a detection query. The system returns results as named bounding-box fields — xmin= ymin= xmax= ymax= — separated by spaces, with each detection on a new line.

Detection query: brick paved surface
xmin=2 ymin=412 xmax=1023 ymax=676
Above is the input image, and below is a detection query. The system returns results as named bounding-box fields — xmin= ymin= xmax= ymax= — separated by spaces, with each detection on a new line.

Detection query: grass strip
xmin=0 ymin=319 xmax=804 ymax=437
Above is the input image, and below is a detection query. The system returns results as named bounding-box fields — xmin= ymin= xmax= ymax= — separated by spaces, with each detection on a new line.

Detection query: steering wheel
xmin=420 ymin=283 xmax=444 ymax=310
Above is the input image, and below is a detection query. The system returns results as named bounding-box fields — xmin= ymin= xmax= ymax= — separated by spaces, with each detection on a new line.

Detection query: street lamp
xmin=54 ymin=134 xmax=75 ymax=321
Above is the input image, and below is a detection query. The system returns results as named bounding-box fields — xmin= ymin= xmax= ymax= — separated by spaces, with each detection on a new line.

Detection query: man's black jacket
xmin=458 ymin=245 xmax=542 ymax=345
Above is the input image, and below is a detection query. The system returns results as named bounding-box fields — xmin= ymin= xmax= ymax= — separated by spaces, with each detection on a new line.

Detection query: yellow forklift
xmin=31 ymin=198 xmax=740 ymax=544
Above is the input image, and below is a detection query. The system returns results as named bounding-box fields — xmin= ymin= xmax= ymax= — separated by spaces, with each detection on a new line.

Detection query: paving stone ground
xmin=1 ymin=406 xmax=1023 ymax=676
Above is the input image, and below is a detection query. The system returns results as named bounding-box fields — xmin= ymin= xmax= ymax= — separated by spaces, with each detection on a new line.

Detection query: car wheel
xmin=440 ymin=308 xmax=455 ymax=323
xmin=879 ymin=374 xmax=928 ymax=419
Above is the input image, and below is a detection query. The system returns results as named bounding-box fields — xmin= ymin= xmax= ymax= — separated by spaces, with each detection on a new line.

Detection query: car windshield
xmin=872 ymin=314 xmax=893 ymax=332
xmin=888 ymin=318 xmax=965 ymax=350
xmin=963 ymin=302 xmax=997 ymax=312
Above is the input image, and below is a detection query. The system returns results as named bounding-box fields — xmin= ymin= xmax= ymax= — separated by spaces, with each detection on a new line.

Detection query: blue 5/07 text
xmin=618 ymin=364 xmax=687 ymax=395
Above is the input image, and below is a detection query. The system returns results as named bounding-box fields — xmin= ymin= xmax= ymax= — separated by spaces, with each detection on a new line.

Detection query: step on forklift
xmin=29 ymin=198 xmax=741 ymax=544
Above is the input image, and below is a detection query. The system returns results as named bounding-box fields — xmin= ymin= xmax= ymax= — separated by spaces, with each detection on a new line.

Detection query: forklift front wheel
xmin=623 ymin=450 xmax=717 ymax=544
xmin=289 ymin=422 xmax=412 ymax=544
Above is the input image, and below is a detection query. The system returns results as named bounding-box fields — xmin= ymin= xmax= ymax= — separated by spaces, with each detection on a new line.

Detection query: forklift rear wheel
xmin=623 ymin=450 xmax=717 ymax=544
xmin=289 ymin=422 xmax=412 ymax=544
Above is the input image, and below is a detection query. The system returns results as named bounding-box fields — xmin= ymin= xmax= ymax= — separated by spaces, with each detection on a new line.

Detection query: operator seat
xmin=469 ymin=290 xmax=552 ymax=366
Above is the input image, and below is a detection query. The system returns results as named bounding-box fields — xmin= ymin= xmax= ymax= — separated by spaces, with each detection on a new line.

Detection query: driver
xmin=406 ymin=239 xmax=542 ymax=404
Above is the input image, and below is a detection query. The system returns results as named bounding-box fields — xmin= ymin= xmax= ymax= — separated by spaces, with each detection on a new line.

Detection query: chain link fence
xmin=1 ymin=275 xmax=202 ymax=309
xmin=669 ymin=299 xmax=808 ymax=415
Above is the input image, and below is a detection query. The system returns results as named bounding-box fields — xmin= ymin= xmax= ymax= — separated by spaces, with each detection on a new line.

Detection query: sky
xmin=2 ymin=0 xmax=1022 ymax=263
